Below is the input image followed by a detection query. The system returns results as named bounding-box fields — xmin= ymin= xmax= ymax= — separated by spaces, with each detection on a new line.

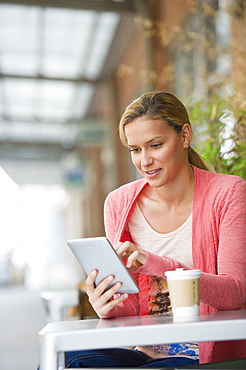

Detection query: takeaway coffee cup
xmin=165 ymin=268 xmax=201 ymax=318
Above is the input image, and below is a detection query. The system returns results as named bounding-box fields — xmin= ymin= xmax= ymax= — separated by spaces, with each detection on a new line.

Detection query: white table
xmin=39 ymin=309 xmax=246 ymax=370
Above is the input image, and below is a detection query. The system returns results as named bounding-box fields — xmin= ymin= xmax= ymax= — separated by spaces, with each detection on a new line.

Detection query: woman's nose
xmin=141 ymin=151 xmax=153 ymax=167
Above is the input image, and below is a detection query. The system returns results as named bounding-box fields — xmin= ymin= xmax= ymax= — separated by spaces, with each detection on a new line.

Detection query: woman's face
xmin=125 ymin=116 xmax=191 ymax=188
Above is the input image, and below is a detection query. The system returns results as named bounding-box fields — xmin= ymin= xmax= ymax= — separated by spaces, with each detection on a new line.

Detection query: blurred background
xmin=0 ymin=0 xmax=245 ymax=369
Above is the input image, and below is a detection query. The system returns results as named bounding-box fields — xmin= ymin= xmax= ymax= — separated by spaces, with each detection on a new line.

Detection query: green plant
xmin=187 ymin=93 xmax=246 ymax=179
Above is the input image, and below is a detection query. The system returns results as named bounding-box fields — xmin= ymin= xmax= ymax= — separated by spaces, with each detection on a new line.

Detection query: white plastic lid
xmin=165 ymin=268 xmax=201 ymax=279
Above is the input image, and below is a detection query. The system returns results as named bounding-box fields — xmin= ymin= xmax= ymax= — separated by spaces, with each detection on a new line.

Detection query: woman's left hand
xmin=115 ymin=241 xmax=148 ymax=272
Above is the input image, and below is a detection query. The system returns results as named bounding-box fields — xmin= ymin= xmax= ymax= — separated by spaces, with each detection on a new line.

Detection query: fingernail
xmin=107 ymin=275 xmax=114 ymax=283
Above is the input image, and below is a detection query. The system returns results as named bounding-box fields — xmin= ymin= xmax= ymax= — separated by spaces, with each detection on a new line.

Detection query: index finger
xmin=115 ymin=241 xmax=133 ymax=260
xmin=114 ymin=242 xmax=123 ymax=251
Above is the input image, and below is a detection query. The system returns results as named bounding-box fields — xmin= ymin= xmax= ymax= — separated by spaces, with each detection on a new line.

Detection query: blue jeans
xmin=65 ymin=348 xmax=199 ymax=368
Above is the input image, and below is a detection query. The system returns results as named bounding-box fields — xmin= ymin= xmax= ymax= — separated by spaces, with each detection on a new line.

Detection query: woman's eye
xmin=129 ymin=148 xmax=141 ymax=153
xmin=151 ymin=143 xmax=162 ymax=149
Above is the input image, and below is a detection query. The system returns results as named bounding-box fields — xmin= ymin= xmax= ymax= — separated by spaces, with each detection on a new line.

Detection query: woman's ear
xmin=182 ymin=123 xmax=192 ymax=147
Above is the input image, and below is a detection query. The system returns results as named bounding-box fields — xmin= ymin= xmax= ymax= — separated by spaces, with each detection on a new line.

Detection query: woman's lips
xmin=144 ymin=168 xmax=161 ymax=178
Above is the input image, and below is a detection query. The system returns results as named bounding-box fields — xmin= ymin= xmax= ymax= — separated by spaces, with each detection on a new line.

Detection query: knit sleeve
xmin=104 ymin=193 xmax=118 ymax=244
xmin=101 ymin=193 xmax=140 ymax=319
xmin=136 ymin=251 xmax=191 ymax=276
xmin=200 ymin=178 xmax=246 ymax=310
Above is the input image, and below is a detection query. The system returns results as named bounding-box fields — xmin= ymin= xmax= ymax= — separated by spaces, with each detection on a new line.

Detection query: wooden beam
xmin=0 ymin=73 xmax=105 ymax=85
xmin=0 ymin=0 xmax=136 ymax=13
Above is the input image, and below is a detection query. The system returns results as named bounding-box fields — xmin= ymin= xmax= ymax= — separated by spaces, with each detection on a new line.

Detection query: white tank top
xmin=128 ymin=202 xmax=193 ymax=267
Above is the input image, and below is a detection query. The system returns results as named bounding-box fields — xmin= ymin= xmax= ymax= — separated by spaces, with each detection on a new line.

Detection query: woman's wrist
xmin=135 ymin=251 xmax=165 ymax=276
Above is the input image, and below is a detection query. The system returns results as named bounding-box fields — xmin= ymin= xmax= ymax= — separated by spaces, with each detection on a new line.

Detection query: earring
xmin=186 ymin=144 xmax=189 ymax=148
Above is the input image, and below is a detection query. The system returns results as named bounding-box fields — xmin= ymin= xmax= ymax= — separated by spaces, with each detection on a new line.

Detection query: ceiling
xmin=0 ymin=0 xmax=140 ymax=160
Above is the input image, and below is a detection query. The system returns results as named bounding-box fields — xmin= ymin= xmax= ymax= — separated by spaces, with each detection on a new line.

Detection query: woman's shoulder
xmin=104 ymin=178 xmax=147 ymax=216
xmin=193 ymin=165 xmax=246 ymax=193
xmin=194 ymin=165 xmax=245 ymax=183
xmin=107 ymin=178 xmax=147 ymax=200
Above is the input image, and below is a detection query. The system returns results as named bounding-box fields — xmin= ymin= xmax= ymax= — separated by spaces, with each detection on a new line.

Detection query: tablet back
xmin=67 ymin=237 xmax=139 ymax=294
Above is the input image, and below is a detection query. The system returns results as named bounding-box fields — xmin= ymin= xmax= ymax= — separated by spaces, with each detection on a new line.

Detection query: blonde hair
xmin=119 ymin=91 xmax=208 ymax=171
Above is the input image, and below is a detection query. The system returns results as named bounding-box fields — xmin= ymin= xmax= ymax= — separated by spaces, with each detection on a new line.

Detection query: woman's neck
xmin=145 ymin=164 xmax=194 ymax=209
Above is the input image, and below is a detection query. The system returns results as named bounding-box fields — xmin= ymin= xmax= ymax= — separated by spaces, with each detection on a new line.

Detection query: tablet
xmin=67 ymin=237 xmax=139 ymax=294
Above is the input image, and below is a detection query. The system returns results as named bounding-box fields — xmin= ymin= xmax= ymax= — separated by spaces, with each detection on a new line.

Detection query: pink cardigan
xmin=103 ymin=165 xmax=246 ymax=364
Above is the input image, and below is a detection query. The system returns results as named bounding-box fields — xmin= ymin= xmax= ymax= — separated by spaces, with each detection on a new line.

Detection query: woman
xmin=66 ymin=91 xmax=246 ymax=368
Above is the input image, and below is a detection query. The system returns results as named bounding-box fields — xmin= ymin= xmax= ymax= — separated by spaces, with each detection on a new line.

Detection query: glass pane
xmin=37 ymin=80 xmax=74 ymax=120
xmin=85 ymin=12 xmax=120 ymax=79
xmin=3 ymin=78 xmax=36 ymax=117
xmin=73 ymin=83 xmax=95 ymax=118
xmin=0 ymin=5 xmax=39 ymax=75
xmin=42 ymin=8 xmax=96 ymax=78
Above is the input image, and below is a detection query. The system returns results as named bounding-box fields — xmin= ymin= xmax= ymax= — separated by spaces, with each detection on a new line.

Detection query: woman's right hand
xmin=85 ymin=270 xmax=128 ymax=317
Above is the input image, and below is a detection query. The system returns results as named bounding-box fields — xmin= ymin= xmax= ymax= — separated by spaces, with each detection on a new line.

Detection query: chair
xmin=40 ymin=283 xmax=98 ymax=324
xmin=39 ymin=290 xmax=79 ymax=323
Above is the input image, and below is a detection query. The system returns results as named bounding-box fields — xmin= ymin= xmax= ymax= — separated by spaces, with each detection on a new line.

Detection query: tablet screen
xmin=67 ymin=237 xmax=139 ymax=294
